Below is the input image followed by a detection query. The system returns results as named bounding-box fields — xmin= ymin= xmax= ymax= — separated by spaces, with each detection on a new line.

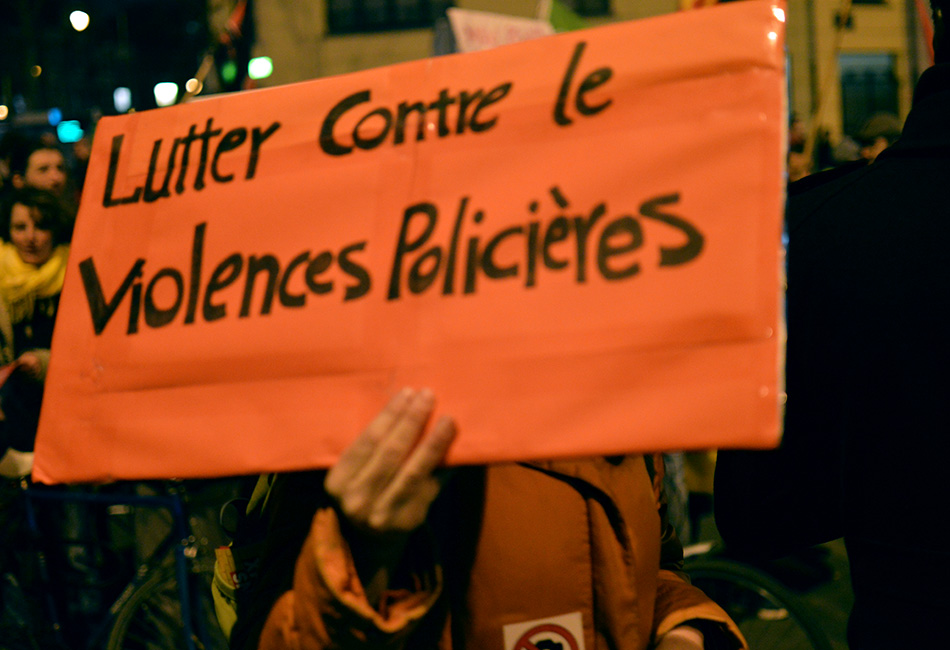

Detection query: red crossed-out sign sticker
xmin=513 ymin=623 xmax=580 ymax=650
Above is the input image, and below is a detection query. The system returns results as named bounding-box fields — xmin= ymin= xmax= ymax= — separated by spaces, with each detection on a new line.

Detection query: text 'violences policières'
xmin=79 ymin=190 xmax=703 ymax=336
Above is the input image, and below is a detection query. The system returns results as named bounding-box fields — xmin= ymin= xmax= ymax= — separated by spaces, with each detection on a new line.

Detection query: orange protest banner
xmin=34 ymin=1 xmax=787 ymax=483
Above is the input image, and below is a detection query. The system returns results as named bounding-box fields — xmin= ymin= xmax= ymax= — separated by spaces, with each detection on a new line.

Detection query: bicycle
xmin=684 ymin=540 xmax=834 ymax=650
xmin=4 ymin=477 xmax=232 ymax=650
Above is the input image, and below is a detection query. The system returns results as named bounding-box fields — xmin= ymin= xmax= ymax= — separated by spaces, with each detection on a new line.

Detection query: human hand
xmin=325 ymin=387 xmax=457 ymax=535
xmin=324 ymin=388 xmax=456 ymax=602
xmin=655 ymin=625 xmax=705 ymax=650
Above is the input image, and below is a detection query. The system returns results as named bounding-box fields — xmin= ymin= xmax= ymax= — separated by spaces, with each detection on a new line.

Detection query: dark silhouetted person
xmin=715 ymin=2 xmax=950 ymax=647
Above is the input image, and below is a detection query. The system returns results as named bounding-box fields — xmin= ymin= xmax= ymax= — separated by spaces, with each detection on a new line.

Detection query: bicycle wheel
xmin=106 ymin=565 xmax=228 ymax=650
xmin=686 ymin=557 xmax=833 ymax=650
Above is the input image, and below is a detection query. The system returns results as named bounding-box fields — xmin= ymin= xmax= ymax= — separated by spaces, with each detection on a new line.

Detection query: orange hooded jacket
xmin=237 ymin=456 xmax=744 ymax=650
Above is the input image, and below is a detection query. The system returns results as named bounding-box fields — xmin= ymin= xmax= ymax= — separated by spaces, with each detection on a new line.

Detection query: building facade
xmin=242 ymin=0 xmax=931 ymax=145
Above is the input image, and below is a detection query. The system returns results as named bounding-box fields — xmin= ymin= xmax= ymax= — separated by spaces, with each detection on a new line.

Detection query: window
xmin=562 ymin=0 xmax=610 ymax=17
xmin=839 ymin=53 xmax=899 ymax=137
xmin=328 ymin=0 xmax=454 ymax=34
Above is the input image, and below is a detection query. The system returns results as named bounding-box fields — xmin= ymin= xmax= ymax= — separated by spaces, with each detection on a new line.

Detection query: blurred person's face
xmin=16 ymin=149 xmax=67 ymax=194
xmin=9 ymin=203 xmax=54 ymax=265
xmin=73 ymin=137 xmax=92 ymax=162
xmin=860 ymin=137 xmax=890 ymax=164
xmin=788 ymin=151 xmax=811 ymax=183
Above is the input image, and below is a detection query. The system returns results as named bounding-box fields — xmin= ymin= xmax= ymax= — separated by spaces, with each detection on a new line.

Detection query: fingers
xmin=326 ymin=389 xmax=456 ymax=534
xmin=397 ymin=415 xmax=457 ymax=495
xmin=326 ymin=388 xmax=430 ymax=499
xmin=353 ymin=389 xmax=435 ymax=494
xmin=371 ymin=415 xmax=457 ymax=531
xmin=327 ymin=388 xmax=413 ymax=494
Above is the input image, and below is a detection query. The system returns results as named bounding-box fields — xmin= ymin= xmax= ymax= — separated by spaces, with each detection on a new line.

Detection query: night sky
xmin=1 ymin=0 xmax=210 ymax=125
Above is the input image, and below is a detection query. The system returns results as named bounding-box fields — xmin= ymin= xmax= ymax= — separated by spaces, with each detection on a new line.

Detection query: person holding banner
xmin=217 ymin=389 xmax=746 ymax=650
xmin=0 ymin=187 xmax=71 ymax=471
xmin=715 ymin=1 xmax=950 ymax=646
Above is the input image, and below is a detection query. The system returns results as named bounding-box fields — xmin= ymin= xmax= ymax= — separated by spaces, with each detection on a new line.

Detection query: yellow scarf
xmin=0 ymin=242 xmax=69 ymax=325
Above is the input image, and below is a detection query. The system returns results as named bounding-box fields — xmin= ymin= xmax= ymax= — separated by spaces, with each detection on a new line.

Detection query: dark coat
xmin=715 ymin=64 xmax=950 ymax=648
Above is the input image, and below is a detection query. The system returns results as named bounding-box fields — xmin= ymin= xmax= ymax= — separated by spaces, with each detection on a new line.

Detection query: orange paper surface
xmin=34 ymin=1 xmax=786 ymax=483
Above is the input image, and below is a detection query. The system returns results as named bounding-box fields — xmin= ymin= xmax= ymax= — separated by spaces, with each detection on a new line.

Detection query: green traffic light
xmin=221 ymin=60 xmax=238 ymax=84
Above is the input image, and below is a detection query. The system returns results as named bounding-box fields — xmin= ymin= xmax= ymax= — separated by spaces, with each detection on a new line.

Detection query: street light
xmin=153 ymin=82 xmax=179 ymax=107
xmin=57 ymin=120 xmax=85 ymax=144
xmin=70 ymin=10 xmax=90 ymax=32
xmin=114 ymin=87 xmax=132 ymax=113
xmin=248 ymin=56 xmax=273 ymax=80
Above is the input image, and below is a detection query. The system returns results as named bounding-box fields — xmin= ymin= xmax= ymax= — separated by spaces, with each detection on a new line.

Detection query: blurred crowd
xmin=787 ymin=110 xmax=904 ymax=184
xmin=0 ymin=129 xmax=85 ymax=473
xmin=0 ymin=126 xmax=244 ymax=646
